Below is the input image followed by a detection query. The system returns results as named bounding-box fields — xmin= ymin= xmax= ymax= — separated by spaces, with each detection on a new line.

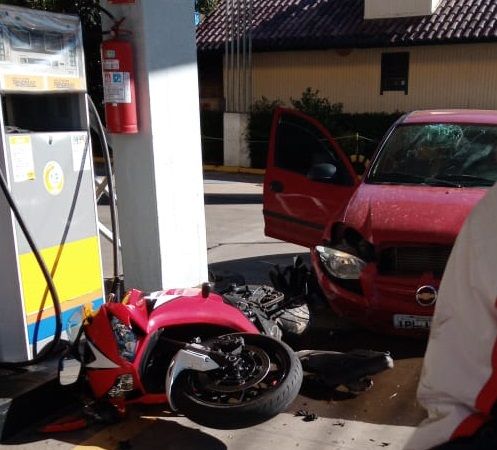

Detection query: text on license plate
xmin=393 ymin=314 xmax=432 ymax=329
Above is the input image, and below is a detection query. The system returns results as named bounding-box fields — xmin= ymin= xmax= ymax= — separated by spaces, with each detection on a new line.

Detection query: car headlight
xmin=111 ymin=316 xmax=138 ymax=362
xmin=316 ymin=245 xmax=366 ymax=280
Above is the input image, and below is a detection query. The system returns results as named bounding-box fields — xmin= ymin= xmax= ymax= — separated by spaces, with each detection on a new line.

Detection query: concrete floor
xmin=1 ymin=171 xmax=427 ymax=449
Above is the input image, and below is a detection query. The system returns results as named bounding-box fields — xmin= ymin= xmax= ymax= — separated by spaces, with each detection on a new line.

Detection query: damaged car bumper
xmin=311 ymin=248 xmax=439 ymax=335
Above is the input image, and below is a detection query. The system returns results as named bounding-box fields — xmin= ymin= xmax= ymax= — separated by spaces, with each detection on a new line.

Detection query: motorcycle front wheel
xmin=170 ymin=333 xmax=303 ymax=429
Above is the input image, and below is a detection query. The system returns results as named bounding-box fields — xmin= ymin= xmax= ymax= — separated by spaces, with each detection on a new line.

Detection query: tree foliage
xmin=290 ymin=88 xmax=343 ymax=123
xmin=0 ymin=0 xmax=102 ymax=27
xmin=195 ymin=0 xmax=219 ymax=16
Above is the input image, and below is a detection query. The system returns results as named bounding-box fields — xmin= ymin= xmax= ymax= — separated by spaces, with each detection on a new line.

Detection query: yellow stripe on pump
xmin=18 ymin=236 xmax=103 ymax=315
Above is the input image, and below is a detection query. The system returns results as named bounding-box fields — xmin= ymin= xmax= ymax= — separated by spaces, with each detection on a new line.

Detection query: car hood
xmin=339 ymin=183 xmax=488 ymax=245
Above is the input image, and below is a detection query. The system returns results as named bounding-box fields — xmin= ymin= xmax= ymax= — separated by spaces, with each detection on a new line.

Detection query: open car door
xmin=263 ymin=108 xmax=359 ymax=248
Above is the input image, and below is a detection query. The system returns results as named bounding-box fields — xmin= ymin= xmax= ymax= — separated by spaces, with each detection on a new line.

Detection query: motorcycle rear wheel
xmin=170 ymin=333 xmax=302 ymax=429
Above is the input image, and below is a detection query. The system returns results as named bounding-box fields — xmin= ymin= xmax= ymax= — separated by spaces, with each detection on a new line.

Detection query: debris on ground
xmin=294 ymin=409 xmax=318 ymax=422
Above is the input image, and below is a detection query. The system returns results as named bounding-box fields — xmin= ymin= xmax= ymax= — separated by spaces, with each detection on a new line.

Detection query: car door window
xmin=275 ymin=114 xmax=352 ymax=185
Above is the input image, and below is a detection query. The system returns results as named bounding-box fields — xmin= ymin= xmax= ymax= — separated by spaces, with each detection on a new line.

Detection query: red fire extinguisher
xmin=101 ymin=18 xmax=138 ymax=134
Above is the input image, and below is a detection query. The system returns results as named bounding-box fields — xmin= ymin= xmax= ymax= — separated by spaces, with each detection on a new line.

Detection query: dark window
xmin=275 ymin=114 xmax=352 ymax=185
xmin=381 ymin=52 xmax=409 ymax=95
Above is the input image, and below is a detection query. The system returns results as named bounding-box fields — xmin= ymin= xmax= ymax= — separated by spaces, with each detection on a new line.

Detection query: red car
xmin=263 ymin=108 xmax=497 ymax=334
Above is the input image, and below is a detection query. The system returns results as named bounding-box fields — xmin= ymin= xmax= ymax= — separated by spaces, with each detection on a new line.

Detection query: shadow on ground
xmin=209 ymin=252 xmax=310 ymax=285
xmin=204 ymin=193 xmax=263 ymax=204
xmin=5 ymin=406 xmax=227 ymax=449
xmin=204 ymin=172 xmax=264 ymax=184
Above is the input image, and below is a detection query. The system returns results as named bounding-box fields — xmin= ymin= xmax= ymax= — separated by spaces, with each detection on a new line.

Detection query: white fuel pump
xmin=0 ymin=5 xmax=104 ymax=362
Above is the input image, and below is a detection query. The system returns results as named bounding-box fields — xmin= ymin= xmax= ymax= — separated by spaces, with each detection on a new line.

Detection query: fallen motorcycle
xmin=58 ymin=283 xmax=303 ymax=430
xmin=53 ymin=274 xmax=394 ymax=433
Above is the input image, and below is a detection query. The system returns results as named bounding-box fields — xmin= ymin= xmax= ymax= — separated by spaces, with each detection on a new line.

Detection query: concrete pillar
xmin=223 ymin=112 xmax=251 ymax=167
xmin=102 ymin=1 xmax=208 ymax=290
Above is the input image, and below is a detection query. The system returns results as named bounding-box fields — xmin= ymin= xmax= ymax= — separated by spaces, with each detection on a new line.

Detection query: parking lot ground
xmin=0 ymin=171 xmax=426 ymax=449
xmin=4 ymin=405 xmax=417 ymax=450
xmin=204 ymin=171 xmax=427 ymax=438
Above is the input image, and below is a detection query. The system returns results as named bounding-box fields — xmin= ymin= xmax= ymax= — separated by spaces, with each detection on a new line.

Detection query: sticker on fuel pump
xmin=71 ymin=134 xmax=91 ymax=171
xmin=103 ymin=71 xmax=131 ymax=103
xmin=43 ymin=161 xmax=64 ymax=196
xmin=9 ymin=135 xmax=35 ymax=182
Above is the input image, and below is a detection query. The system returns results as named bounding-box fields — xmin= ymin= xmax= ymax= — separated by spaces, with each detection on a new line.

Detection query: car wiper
xmin=371 ymin=172 xmax=459 ymax=187
xmin=424 ymin=177 xmax=462 ymax=188
xmin=433 ymin=174 xmax=495 ymax=187
xmin=370 ymin=172 xmax=426 ymax=184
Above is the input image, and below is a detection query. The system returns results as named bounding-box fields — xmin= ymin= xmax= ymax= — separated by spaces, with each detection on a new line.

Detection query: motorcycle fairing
xmin=86 ymin=339 xmax=120 ymax=369
xmin=147 ymin=292 xmax=259 ymax=335
xmin=165 ymin=344 xmax=221 ymax=411
xmin=83 ymin=288 xmax=258 ymax=401
xmin=121 ymin=288 xmax=259 ymax=335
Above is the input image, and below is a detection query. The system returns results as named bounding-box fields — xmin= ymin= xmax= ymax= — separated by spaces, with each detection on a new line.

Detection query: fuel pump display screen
xmin=0 ymin=5 xmax=86 ymax=92
xmin=9 ymin=28 xmax=63 ymax=53
xmin=10 ymin=28 xmax=32 ymax=50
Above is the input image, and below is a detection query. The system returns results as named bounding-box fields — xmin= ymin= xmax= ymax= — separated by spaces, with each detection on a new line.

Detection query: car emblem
xmin=415 ymin=285 xmax=438 ymax=307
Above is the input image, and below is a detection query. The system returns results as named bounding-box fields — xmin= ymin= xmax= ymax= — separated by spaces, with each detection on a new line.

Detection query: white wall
xmin=364 ymin=0 xmax=443 ymax=19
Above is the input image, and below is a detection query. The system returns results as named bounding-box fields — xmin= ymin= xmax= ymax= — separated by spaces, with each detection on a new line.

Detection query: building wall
xmin=244 ymin=43 xmax=497 ymax=113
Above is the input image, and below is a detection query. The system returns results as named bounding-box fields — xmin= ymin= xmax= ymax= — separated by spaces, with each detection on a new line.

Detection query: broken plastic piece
xmin=39 ymin=417 xmax=88 ymax=433
xmin=294 ymin=409 xmax=318 ymax=421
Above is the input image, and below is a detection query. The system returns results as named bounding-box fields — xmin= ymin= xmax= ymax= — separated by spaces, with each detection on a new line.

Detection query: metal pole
xmin=225 ymin=0 xmax=230 ymax=112
xmin=230 ymin=0 xmax=235 ymax=113
xmin=242 ymin=0 xmax=247 ymax=112
xmin=248 ymin=0 xmax=253 ymax=111
xmin=236 ymin=0 xmax=241 ymax=112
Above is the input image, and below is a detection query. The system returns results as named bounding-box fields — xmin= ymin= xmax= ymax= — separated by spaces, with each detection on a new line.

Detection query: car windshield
xmin=368 ymin=123 xmax=497 ymax=187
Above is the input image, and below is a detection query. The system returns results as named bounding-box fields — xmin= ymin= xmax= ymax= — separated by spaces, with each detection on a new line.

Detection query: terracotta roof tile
xmin=197 ymin=0 xmax=497 ymax=52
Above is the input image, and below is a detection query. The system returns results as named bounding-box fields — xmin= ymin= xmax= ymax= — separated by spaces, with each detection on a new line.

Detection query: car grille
xmin=378 ymin=246 xmax=452 ymax=276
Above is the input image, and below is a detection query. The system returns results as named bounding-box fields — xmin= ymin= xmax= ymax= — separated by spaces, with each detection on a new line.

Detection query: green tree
xmin=195 ymin=0 xmax=219 ymax=16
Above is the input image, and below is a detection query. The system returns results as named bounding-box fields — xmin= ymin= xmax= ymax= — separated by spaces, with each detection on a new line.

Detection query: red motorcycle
xmin=58 ymin=283 xmax=303 ymax=429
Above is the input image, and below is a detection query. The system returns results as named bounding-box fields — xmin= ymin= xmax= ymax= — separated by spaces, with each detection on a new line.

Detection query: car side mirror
xmin=307 ymin=163 xmax=337 ymax=182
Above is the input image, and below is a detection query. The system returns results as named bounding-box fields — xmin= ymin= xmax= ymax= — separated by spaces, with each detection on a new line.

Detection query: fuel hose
xmin=87 ymin=95 xmax=122 ymax=300
xmin=0 ymin=145 xmax=93 ymax=366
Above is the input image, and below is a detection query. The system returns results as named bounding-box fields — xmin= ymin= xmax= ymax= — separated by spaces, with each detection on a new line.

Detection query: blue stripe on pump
xmin=27 ymin=298 xmax=104 ymax=344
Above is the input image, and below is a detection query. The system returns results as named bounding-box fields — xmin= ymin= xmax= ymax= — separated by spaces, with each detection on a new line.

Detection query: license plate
xmin=393 ymin=314 xmax=432 ymax=329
